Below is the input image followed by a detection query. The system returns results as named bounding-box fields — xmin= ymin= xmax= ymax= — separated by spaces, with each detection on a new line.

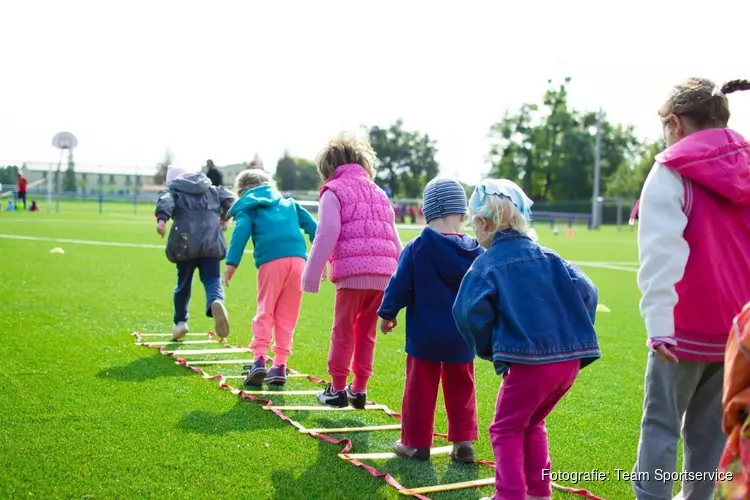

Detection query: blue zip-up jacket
xmin=452 ymin=230 xmax=600 ymax=375
xmin=378 ymin=227 xmax=484 ymax=364
xmin=226 ymin=184 xmax=317 ymax=269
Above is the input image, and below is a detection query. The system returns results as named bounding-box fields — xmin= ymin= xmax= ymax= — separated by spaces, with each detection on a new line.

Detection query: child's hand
xmin=156 ymin=220 xmax=166 ymax=238
xmin=224 ymin=265 xmax=237 ymax=288
xmin=220 ymin=219 xmax=228 ymax=231
xmin=380 ymin=318 xmax=397 ymax=334
xmin=655 ymin=344 xmax=679 ymax=364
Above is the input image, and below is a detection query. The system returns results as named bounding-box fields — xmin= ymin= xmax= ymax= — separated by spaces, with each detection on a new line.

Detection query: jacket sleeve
xmin=155 ymin=189 xmax=175 ymax=222
xmin=564 ymin=260 xmax=599 ymax=324
xmin=217 ymin=186 xmax=236 ymax=220
xmin=295 ymin=202 xmax=318 ymax=244
xmin=301 ymin=191 xmax=341 ymax=293
xmin=637 ymin=163 xmax=689 ymax=341
xmin=226 ymin=211 xmax=253 ymax=267
xmin=377 ymin=242 xmax=415 ymax=320
xmin=452 ymin=267 xmax=497 ymax=361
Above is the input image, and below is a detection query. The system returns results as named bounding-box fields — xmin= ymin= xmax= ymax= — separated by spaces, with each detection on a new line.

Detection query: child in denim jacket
xmin=452 ymin=179 xmax=600 ymax=500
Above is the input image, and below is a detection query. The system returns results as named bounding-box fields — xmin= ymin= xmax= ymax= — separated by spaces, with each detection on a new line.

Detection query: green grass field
xmin=0 ymin=207 xmax=664 ymax=500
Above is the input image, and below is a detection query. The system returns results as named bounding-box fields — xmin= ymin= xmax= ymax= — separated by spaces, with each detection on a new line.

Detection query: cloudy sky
xmin=1 ymin=0 xmax=748 ymax=184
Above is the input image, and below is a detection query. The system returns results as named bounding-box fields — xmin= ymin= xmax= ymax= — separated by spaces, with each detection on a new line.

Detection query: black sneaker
xmin=264 ymin=365 xmax=287 ymax=386
xmin=346 ymin=385 xmax=366 ymax=410
xmin=316 ymin=385 xmax=348 ymax=408
xmin=243 ymin=358 xmax=267 ymax=387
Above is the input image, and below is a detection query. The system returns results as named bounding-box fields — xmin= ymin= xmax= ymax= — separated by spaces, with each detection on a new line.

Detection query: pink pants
xmin=328 ymin=288 xmax=384 ymax=393
xmin=251 ymin=257 xmax=305 ymax=367
xmin=490 ymin=360 xmax=580 ymax=500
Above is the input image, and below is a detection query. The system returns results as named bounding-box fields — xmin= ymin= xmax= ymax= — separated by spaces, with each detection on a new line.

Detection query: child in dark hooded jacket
xmin=378 ymin=178 xmax=484 ymax=463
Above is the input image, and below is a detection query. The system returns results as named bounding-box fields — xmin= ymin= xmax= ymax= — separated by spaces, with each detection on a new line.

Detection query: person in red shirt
xmin=16 ymin=173 xmax=28 ymax=210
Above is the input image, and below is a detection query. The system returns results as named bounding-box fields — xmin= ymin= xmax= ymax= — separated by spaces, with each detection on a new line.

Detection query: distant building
xmin=216 ymin=153 xmax=264 ymax=187
xmin=22 ymin=162 xmax=153 ymax=195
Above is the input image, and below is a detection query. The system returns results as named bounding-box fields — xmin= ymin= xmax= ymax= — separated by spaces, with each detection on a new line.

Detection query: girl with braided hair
xmin=632 ymin=78 xmax=750 ymax=500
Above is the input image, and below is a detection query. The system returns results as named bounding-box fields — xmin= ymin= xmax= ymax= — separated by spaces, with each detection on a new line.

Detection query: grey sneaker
xmin=210 ymin=301 xmax=229 ymax=339
xmin=171 ymin=322 xmax=189 ymax=341
xmin=450 ymin=441 xmax=475 ymax=463
xmin=392 ymin=440 xmax=430 ymax=461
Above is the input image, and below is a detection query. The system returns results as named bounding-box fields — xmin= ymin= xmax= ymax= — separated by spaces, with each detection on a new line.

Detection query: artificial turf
xmin=0 ymin=204 xmax=678 ymax=499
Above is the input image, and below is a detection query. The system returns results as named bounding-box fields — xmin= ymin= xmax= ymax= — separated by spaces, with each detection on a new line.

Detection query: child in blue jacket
xmin=223 ymin=169 xmax=317 ymax=387
xmin=378 ymin=178 xmax=484 ymax=463
xmin=453 ymin=179 xmax=600 ymax=500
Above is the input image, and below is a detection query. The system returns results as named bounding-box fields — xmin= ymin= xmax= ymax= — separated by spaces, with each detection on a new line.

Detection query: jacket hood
xmin=229 ymin=184 xmax=282 ymax=217
xmin=656 ymin=128 xmax=750 ymax=205
xmin=420 ymin=227 xmax=483 ymax=284
xmin=169 ymin=173 xmax=212 ymax=194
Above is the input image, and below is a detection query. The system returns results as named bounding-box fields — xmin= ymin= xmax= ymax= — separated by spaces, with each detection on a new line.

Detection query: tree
xmin=294 ymin=158 xmax=320 ymax=191
xmin=488 ymin=78 xmax=644 ymax=202
xmin=153 ymin=149 xmax=173 ymax=185
xmin=63 ymin=151 xmax=78 ymax=192
xmin=368 ymin=119 xmax=439 ymax=198
xmin=0 ymin=165 xmax=19 ymax=185
xmin=606 ymin=140 xmax=665 ymax=198
xmin=275 ymin=152 xmax=297 ymax=191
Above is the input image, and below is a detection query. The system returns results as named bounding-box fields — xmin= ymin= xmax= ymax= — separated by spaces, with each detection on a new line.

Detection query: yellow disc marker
xmin=596 ymin=304 xmax=611 ymax=313
xmin=50 ymin=247 xmax=65 ymax=254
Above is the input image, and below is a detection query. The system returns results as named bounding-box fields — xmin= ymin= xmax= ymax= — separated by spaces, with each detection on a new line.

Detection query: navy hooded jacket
xmin=377 ymin=227 xmax=484 ymax=363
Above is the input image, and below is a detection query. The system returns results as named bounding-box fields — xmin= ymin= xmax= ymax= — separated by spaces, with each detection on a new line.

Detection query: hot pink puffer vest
xmin=319 ymin=164 xmax=398 ymax=282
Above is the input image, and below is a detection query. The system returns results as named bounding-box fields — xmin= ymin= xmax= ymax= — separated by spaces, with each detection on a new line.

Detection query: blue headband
xmin=468 ymin=179 xmax=533 ymax=221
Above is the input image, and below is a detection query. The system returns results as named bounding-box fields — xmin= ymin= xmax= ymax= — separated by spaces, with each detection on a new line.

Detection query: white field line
xmin=0 ymin=233 xmax=639 ymax=273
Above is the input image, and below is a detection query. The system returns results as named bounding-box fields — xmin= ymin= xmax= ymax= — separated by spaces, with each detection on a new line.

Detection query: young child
xmin=155 ymin=165 xmax=235 ymax=341
xmin=717 ymin=302 xmax=750 ymax=499
xmin=302 ymin=133 xmax=402 ymax=409
xmin=632 ymin=78 xmax=750 ymax=500
xmin=452 ymin=179 xmax=600 ymax=500
xmin=378 ymin=178 xmax=483 ymax=463
xmin=223 ymin=169 xmax=317 ymax=386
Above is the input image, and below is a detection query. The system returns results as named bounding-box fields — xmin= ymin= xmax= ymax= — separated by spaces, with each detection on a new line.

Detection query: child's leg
xmin=197 ymin=258 xmax=228 ymax=337
xmin=489 ymin=362 xmax=577 ymax=500
xmin=400 ymin=355 xmax=441 ymax=450
xmin=523 ymin=360 xmax=579 ymax=499
xmin=251 ymin=260 xmax=287 ymax=361
xmin=682 ymin=362 xmax=724 ymax=500
xmin=271 ymin=257 xmax=305 ymax=367
xmin=350 ymin=289 xmax=384 ymax=393
xmin=173 ymin=260 xmax=198 ymax=324
xmin=441 ymin=360 xmax=479 ymax=444
xmin=328 ymin=289 xmax=362 ymax=392
xmin=632 ymin=355 xmax=703 ymax=500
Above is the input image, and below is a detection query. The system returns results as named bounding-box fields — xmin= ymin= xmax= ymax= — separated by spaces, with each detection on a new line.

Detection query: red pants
xmin=400 ymin=354 xmax=478 ymax=449
xmin=327 ymin=288 xmax=384 ymax=392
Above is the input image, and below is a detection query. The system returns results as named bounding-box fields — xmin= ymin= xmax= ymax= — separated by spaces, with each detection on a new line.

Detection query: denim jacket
xmin=452 ymin=230 xmax=600 ymax=375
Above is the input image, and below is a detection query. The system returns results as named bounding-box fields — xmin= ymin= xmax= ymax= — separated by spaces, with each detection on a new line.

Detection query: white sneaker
xmin=172 ymin=322 xmax=189 ymax=341
xmin=211 ymin=301 xmax=230 ymax=339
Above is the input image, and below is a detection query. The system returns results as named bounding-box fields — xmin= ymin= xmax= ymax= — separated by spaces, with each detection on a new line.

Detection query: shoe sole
xmin=393 ymin=447 xmax=430 ymax=461
xmin=244 ymin=369 xmax=267 ymax=387
xmin=172 ymin=327 xmax=189 ymax=342
xmin=211 ymin=301 xmax=229 ymax=338
xmin=316 ymin=396 xmax=348 ymax=408
xmin=450 ymin=453 xmax=475 ymax=464
xmin=264 ymin=376 xmax=286 ymax=386
xmin=347 ymin=396 xmax=366 ymax=410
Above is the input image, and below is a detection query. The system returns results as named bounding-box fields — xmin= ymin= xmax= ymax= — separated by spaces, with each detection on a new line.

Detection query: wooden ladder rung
xmin=262 ymin=404 xmax=388 ymax=411
xmin=340 ymin=445 xmax=453 ymax=461
xmin=184 ymin=359 xmax=254 ymax=365
xmin=168 ymin=348 xmax=251 ymax=355
xmin=301 ymin=424 xmax=401 ymax=434
xmin=398 ymin=477 xmax=495 ymax=495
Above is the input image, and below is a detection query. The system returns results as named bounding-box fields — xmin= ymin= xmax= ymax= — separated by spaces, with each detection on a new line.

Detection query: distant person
xmin=224 ymin=169 xmax=317 ymax=387
xmin=155 ymin=165 xmax=235 ymax=341
xmin=16 ymin=172 xmax=28 ymax=210
xmin=384 ymin=185 xmax=392 ymax=199
xmin=29 ymin=200 xmax=39 ymax=212
xmin=378 ymin=179 xmax=484 ymax=464
xmin=302 ymin=133 xmax=403 ymax=409
xmin=5 ymin=200 xmax=14 ymax=211
xmin=631 ymin=78 xmax=750 ymax=500
xmin=205 ymin=159 xmax=223 ymax=187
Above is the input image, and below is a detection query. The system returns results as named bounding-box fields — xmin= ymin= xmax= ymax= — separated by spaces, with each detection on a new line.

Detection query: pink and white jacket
xmin=302 ymin=164 xmax=402 ymax=293
xmin=637 ymin=128 xmax=750 ymax=362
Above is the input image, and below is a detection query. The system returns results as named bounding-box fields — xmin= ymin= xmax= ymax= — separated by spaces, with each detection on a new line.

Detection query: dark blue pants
xmin=173 ymin=258 xmax=224 ymax=324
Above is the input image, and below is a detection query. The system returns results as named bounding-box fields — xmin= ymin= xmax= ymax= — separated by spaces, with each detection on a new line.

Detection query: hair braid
xmin=721 ymin=79 xmax=750 ymax=95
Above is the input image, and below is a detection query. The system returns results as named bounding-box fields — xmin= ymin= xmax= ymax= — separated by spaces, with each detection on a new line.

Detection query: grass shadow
xmin=96 ymin=354 xmax=192 ymax=382
xmin=178 ymin=399 xmax=290 ymax=436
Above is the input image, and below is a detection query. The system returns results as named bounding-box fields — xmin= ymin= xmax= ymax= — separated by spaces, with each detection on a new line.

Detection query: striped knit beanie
xmin=422 ymin=178 xmax=468 ymax=223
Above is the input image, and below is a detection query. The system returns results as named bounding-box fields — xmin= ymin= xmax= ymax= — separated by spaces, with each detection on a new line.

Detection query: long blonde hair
xmin=471 ymin=194 xmax=537 ymax=242
xmin=315 ymin=132 xmax=376 ymax=181
xmin=234 ymin=169 xmax=273 ymax=197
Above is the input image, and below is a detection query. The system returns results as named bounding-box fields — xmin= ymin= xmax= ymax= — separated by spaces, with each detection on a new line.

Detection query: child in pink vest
xmin=302 ymin=134 xmax=403 ymax=408
xmin=633 ymin=78 xmax=750 ymax=500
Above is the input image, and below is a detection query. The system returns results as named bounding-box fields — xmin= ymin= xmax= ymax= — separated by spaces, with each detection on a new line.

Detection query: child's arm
xmin=377 ymin=242 xmax=415 ymax=324
xmin=564 ymin=261 xmax=599 ymax=323
xmin=452 ymin=267 xmax=497 ymax=361
xmin=294 ymin=202 xmax=318 ymax=244
xmin=389 ymin=215 xmax=404 ymax=257
xmin=225 ymin=211 xmax=253 ymax=269
xmin=637 ymin=163 xmax=689 ymax=348
xmin=217 ymin=186 xmax=236 ymax=221
xmin=155 ymin=189 xmax=174 ymax=223
xmin=301 ymin=191 xmax=341 ymax=293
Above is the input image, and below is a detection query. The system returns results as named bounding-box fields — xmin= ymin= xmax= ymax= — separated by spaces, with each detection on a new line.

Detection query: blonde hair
xmin=471 ymin=194 xmax=537 ymax=241
xmin=658 ymin=78 xmax=750 ymax=128
xmin=234 ymin=169 xmax=273 ymax=196
xmin=315 ymin=132 xmax=376 ymax=181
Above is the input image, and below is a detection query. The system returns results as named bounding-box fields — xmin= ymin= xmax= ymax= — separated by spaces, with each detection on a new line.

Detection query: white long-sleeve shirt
xmin=637 ymin=163 xmax=691 ymax=341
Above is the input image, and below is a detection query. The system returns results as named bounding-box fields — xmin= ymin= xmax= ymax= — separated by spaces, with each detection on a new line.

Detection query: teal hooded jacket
xmin=226 ymin=185 xmax=317 ymax=268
